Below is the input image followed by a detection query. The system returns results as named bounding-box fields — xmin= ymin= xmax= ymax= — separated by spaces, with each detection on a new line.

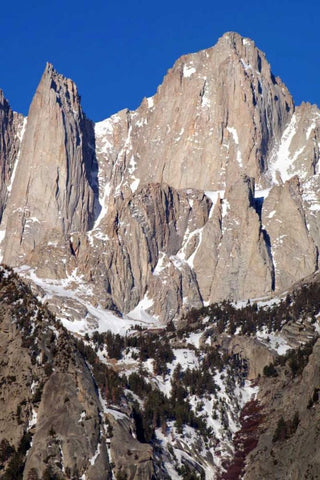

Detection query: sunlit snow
xmin=16 ymin=266 xmax=159 ymax=336
xmin=183 ymin=64 xmax=196 ymax=78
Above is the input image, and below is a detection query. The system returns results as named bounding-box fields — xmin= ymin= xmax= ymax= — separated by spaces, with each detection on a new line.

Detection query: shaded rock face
xmin=224 ymin=335 xmax=276 ymax=380
xmin=78 ymin=174 xmax=273 ymax=321
xmin=0 ymin=269 xmax=111 ymax=480
xmin=0 ymin=32 xmax=320 ymax=320
xmin=244 ymin=339 xmax=320 ymax=480
xmin=72 ymin=183 xmax=210 ymax=319
xmin=107 ymin=414 xmax=154 ymax=480
xmin=0 ymin=90 xmax=24 ymax=220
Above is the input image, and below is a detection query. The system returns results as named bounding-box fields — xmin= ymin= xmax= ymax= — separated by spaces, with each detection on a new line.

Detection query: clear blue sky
xmin=1 ymin=0 xmax=319 ymax=121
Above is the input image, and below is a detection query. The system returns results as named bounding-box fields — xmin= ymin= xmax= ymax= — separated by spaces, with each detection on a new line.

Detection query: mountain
xmin=1 ymin=31 xmax=320 ymax=479
xmin=0 ymin=32 xmax=319 ymax=325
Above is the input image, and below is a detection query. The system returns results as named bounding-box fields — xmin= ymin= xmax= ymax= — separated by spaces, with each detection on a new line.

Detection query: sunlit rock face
xmin=0 ymin=63 xmax=97 ymax=268
xmin=0 ymin=32 xmax=320 ymax=321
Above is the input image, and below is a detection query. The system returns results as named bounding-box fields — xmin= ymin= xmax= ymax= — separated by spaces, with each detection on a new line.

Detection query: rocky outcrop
xmin=244 ymin=339 xmax=320 ymax=480
xmin=224 ymin=335 xmax=276 ymax=380
xmin=107 ymin=413 xmax=154 ymax=480
xmin=1 ymin=63 xmax=98 ymax=266
xmin=262 ymin=176 xmax=318 ymax=293
xmin=201 ymin=176 xmax=273 ymax=303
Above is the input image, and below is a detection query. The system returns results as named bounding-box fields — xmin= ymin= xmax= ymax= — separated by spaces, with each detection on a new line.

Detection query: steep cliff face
xmin=262 ymin=176 xmax=318 ymax=293
xmin=0 ymin=33 xmax=320 ymax=322
xmin=0 ymin=63 xmax=97 ymax=267
xmin=81 ymin=32 xmax=319 ymax=315
xmin=202 ymin=176 xmax=274 ymax=303
xmin=78 ymin=183 xmax=210 ymax=317
xmin=0 ymin=90 xmax=24 ymax=220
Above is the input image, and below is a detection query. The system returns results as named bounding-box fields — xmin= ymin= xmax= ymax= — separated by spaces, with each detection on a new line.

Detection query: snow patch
xmin=8 ymin=117 xmax=27 ymax=194
xmin=227 ymin=126 xmax=243 ymax=167
xmin=78 ymin=411 xmax=86 ymax=423
xmin=183 ymin=64 xmax=196 ymax=78
xmin=269 ymin=114 xmax=300 ymax=183
xmin=240 ymin=59 xmax=252 ymax=71
xmin=172 ymin=348 xmax=199 ymax=370
xmin=28 ymin=408 xmax=38 ymax=430
xmin=16 ymin=266 xmax=158 ymax=336
xmin=205 ymin=190 xmax=224 ymax=205
xmin=105 ymin=408 xmax=128 ymax=420
xmin=147 ymin=96 xmax=154 ymax=108
xmin=255 ymin=187 xmax=271 ymax=199
xmin=236 ymin=380 xmax=259 ymax=408
xmin=205 ymin=190 xmax=224 ymax=218
xmin=256 ymin=328 xmax=291 ymax=355
xmin=89 ymin=442 xmax=101 ymax=466
xmin=0 ymin=230 xmax=6 ymax=244
xmin=186 ymin=332 xmax=202 ymax=348
xmin=130 ymin=178 xmax=140 ymax=193
xmin=185 ymin=226 xmax=204 ymax=268
xmin=222 ymin=198 xmax=230 ymax=219
xmin=153 ymin=252 xmax=167 ymax=275
xmin=175 ymin=127 xmax=184 ymax=142
xmin=92 ymin=182 xmax=111 ymax=231
xmin=94 ymin=118 xmax=116 ymax=155
xmin=306 ymin=113 xmax=320 ymax=140
xmin=302 ymin=178 xmax=320 ymax=212
xmin=128 ymin=294 xmax=155 ymax=323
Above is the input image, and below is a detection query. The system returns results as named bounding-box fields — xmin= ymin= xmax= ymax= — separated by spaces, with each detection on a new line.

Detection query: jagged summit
xmin=44 ymin=61 xmax=55 ymax=73
xmin=172 ymin=31 xmax=276 ymax=89
xmin=35 ymin=61 xmax=82 ymax=116
xmin=43 ymin=61 xmax=73 ymax=81
xmin=218 ymin=31 xmax=256 ymax=47
xmin=0 ymin=59 xmax=97 ymax=269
